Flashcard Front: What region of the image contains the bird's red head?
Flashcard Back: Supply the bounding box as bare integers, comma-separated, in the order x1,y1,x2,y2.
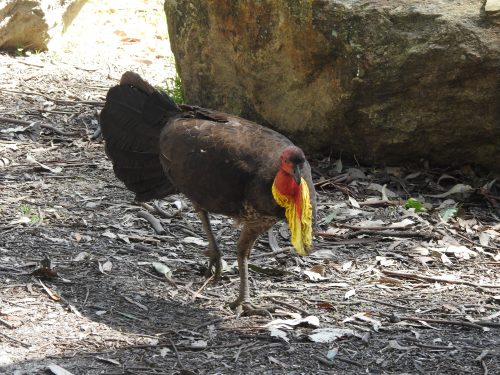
279,146,306,186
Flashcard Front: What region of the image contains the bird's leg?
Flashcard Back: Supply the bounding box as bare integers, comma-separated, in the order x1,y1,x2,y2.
229,224,272,318
195,207,222,281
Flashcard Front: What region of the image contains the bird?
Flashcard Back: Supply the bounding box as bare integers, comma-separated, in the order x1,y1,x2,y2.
100,71,316,315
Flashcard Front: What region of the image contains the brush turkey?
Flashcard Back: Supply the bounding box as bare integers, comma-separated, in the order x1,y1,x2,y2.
100,72,316,315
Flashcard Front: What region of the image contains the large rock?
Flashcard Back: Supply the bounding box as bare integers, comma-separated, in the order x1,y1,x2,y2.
165,0,500,171
0,0,87,51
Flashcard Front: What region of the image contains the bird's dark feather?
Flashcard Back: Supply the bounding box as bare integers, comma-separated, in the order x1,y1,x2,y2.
100,76,180,201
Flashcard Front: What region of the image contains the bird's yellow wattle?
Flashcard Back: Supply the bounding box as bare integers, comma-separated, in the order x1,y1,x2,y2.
272,177,313,256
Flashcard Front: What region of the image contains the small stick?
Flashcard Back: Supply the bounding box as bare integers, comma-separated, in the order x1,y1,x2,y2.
153,201,173,219
382,270,500,292
136,210,165,235
191,275,214,302
338,223,409,231
0,87,104,106
168,338,184,370
192,317,224,331
356,296,412,310
38,279,60,301
376,311,487,330
400,316,486,330
345,229,438,240
482,360,489,375
314,174,352,187
133,243,158,253
313,354,364,367
40,123,80,136
0,115,32,125
18,60,45,68
359,199,405,207
138,202,155,213
0,331,30,348
0,317,14,329
314,233,383,245
234,346,243,363
83,286,90,306
413,342,456,350
443,227,499,252
126,261,178,288
474,321,500,328
0,116,79,136
268,297,311,316
169,223,202,239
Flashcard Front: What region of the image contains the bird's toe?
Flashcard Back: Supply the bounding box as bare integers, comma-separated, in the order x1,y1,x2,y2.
229,300,274,319
205,256,222,282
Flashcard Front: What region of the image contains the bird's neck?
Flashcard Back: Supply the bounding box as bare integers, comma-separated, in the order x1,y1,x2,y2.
274,169,299,195
274,169,303,219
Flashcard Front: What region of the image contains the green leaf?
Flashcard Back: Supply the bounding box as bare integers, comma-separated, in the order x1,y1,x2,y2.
439,207,458,222
405,198,425,212
159,73,185,104
319,211,337,225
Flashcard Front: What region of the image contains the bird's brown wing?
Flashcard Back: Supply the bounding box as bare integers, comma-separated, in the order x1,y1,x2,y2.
159,111,295,219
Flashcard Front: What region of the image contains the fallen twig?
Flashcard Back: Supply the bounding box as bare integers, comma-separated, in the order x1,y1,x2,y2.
191,275,214,302
126,261,178,288
0,87,104,106
359,199,405,207
169,223,202,239
0,115,33,125
192,317,225,331
345,230,438,240
474,320,500,328
339,223,408,231
268,297,311,316
0,317,15,329
0,116,79,136
314,174,351,187
38,279,60,301
315,233,383,245
153,201,173,218
136,210,165,235
482,360,489,375
313,354,364,368
41,123,80,136
356,296,412,311
168,338,185,370
397,315,486,330
442,227,499,252
382,270,500,293
0,331,31,348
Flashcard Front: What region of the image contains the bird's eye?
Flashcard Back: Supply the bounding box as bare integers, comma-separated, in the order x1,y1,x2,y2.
285,158,290,164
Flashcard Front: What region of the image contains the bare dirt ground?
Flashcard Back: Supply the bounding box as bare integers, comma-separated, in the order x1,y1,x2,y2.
1,1,500,374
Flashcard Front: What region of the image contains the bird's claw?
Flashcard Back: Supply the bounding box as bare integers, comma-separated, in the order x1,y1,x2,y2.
229,300,274,319
205,255,222,283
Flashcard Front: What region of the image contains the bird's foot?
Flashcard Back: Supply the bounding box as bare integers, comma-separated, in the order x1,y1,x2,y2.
229,299,275,318
205,253,222,283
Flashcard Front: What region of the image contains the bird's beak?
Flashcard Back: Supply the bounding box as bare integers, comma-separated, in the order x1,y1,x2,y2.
293,164,301,185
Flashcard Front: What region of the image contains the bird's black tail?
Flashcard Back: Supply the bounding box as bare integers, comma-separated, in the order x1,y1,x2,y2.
100,71,180,201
